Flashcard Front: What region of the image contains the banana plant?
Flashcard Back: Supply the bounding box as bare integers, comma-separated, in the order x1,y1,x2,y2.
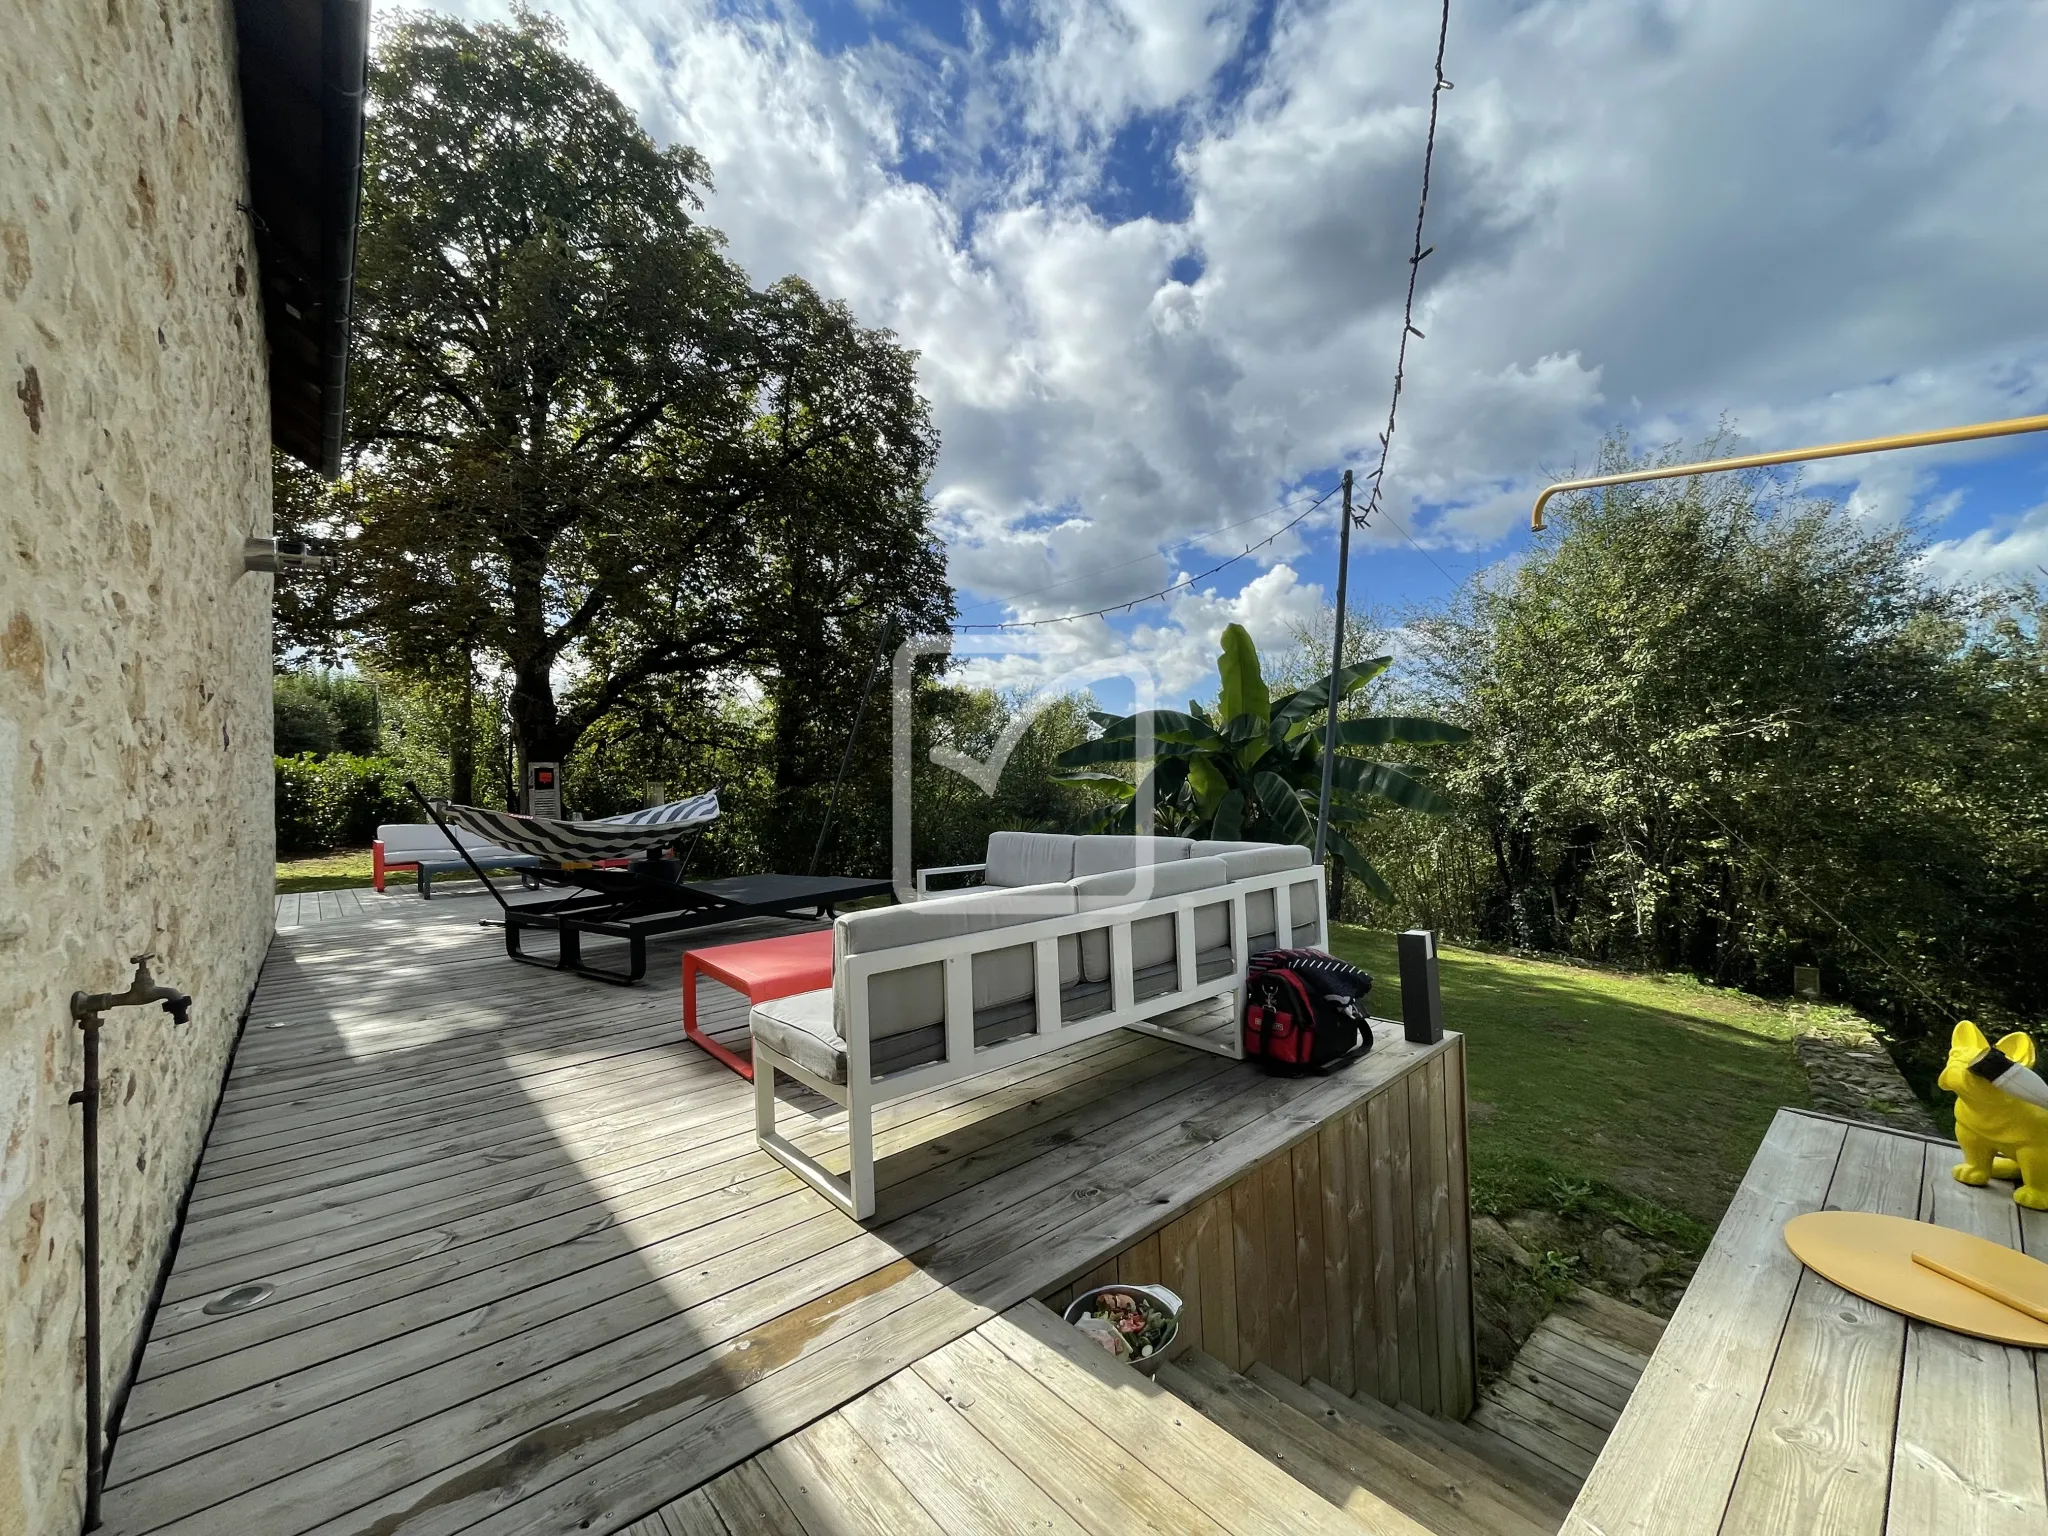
1053,623,1469,899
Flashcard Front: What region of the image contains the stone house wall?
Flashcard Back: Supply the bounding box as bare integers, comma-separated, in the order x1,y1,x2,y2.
0,2,276,1530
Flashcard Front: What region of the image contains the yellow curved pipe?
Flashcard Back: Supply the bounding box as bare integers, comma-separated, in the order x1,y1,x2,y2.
1529,412,2048,530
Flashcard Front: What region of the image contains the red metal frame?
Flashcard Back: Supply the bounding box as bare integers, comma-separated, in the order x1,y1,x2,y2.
372,837,628,896
681,929,835,1082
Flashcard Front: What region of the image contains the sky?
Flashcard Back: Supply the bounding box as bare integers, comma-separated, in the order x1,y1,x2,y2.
427,0,2048,701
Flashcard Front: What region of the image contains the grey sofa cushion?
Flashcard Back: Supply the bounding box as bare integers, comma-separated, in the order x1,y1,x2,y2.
984,831,1077,888
839,881,1076,955
1200,842,1314,881
1193,898,1231,954
1070,855,1226,910
1071,835,1194,877
1071,856,1228,982
973,941,1037,1011
836,883,1076,1043
1290,877,1322,937
753,988,1037,1084
1246,889,1276,953
750,989,843,1083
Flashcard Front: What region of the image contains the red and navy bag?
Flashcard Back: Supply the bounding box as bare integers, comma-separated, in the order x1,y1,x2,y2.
1243,949,1373,1072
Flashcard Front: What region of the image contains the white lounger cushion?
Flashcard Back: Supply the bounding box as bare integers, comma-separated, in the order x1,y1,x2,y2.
983,831,1078,888
375,823,533,864
1070,835,1193,877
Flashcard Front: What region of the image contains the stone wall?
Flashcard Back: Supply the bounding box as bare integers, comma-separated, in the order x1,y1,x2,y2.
0,2,275,1531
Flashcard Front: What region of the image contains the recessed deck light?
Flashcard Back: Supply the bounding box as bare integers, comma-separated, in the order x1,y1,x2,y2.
201,1282,274,1316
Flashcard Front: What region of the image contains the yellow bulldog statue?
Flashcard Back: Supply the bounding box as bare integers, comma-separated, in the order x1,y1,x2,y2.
1940,1020,2048,1210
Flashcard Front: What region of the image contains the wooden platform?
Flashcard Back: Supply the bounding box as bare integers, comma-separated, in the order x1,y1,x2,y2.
1564,1108,2048,1535
103,904,1461,1535
639,1300,1386,1536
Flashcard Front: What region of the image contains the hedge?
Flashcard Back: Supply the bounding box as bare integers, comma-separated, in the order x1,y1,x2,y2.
274,753,414,853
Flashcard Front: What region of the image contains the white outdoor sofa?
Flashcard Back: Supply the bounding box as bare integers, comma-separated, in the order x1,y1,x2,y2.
373,822,543,898
751,832,1326,1218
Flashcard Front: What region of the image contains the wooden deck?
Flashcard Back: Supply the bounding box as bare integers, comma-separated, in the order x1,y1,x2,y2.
1564,1107,2048,1536
642,1299,1387,1536
104,902,1460,1535
275,885,389,926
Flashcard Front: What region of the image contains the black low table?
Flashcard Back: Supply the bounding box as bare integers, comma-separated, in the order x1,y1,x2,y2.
501,870,895,985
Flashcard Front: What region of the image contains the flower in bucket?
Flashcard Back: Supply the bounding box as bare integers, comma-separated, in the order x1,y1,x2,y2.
1074,1289,1174,1360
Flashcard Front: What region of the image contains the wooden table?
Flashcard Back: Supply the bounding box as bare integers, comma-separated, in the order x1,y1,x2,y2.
682,928,835,1080
1565,1107,2048,1536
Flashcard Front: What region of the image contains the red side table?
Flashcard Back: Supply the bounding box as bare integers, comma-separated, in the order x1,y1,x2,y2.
682,929,835,1081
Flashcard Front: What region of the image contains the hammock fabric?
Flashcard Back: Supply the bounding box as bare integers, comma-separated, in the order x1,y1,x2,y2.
432,791,720,863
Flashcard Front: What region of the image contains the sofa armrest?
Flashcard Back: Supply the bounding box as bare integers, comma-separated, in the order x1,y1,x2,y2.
914,862,986,896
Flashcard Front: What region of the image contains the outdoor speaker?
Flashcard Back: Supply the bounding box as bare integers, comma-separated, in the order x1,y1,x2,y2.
1398,929,1444,1044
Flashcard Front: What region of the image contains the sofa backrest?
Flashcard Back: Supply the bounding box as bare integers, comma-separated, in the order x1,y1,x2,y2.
1191,841,1314,881
1069,855,1226,911
983,831,1077,888
836,882,1077,1043
1070,835,1194,878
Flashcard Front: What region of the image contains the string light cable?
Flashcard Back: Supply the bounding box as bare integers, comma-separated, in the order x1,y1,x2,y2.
1353,0,1453,538
953,484,1339,631
950,487,1331,621
954,0,1454,632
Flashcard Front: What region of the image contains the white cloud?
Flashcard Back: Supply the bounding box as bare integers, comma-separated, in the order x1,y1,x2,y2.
423,0,2048,658
1923,501,2048,584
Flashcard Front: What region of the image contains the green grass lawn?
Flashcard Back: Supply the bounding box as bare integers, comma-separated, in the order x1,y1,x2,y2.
1328,924,1812,1229
276,847,378,893
1326,924,1822,1352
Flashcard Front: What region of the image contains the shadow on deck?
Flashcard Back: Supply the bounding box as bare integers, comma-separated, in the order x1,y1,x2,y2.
104,902,1462,1536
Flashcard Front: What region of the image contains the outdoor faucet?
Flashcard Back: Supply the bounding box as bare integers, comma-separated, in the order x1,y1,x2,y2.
69,952,191,1529
72,952,192,1027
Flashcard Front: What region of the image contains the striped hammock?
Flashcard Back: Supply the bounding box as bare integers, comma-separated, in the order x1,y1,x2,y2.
431,791,720,863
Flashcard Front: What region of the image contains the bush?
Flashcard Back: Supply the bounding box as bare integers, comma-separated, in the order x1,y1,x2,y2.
275,753,413,852
274,670,383,756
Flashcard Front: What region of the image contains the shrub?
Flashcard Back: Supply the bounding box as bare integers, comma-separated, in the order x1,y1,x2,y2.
274,753,413,852
274,670,383,756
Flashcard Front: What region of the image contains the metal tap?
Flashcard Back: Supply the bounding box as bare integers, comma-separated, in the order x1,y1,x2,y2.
69,952,190,1529
71,952,192,1026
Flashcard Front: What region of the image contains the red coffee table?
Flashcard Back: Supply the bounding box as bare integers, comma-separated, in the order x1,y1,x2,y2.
682,929,834,1080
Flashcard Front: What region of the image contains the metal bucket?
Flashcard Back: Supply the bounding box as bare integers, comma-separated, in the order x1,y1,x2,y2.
1063,1283,1188,1376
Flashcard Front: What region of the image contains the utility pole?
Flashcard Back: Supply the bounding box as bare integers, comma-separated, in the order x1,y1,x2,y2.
1312,468,1354,863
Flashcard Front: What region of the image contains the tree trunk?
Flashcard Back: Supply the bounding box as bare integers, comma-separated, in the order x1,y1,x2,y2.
450,654,476,806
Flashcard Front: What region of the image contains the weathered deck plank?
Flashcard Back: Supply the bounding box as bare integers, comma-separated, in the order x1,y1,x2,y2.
1566,1108,2048,1536
104,904,1453,1536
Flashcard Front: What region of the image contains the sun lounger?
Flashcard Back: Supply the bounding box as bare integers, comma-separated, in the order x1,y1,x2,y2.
411,787,894,984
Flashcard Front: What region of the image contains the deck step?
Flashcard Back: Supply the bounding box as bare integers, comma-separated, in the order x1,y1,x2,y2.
1390,1402,1586,1516
1464,1287,1665,1496
1307,1382,1574,1530
1160,1350,1537,1536
646,1303,1385,1536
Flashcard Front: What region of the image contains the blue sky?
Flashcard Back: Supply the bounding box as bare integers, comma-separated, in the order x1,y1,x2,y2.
429,1,2048,698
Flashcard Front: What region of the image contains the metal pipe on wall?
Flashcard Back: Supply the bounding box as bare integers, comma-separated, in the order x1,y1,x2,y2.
1529,411,2048,531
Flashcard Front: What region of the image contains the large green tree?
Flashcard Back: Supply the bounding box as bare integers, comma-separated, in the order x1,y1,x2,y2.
284,11,949,787
1393,433,2047,1042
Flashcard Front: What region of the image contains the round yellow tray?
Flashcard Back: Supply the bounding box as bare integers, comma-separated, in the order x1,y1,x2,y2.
1784,1210,2048,1347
